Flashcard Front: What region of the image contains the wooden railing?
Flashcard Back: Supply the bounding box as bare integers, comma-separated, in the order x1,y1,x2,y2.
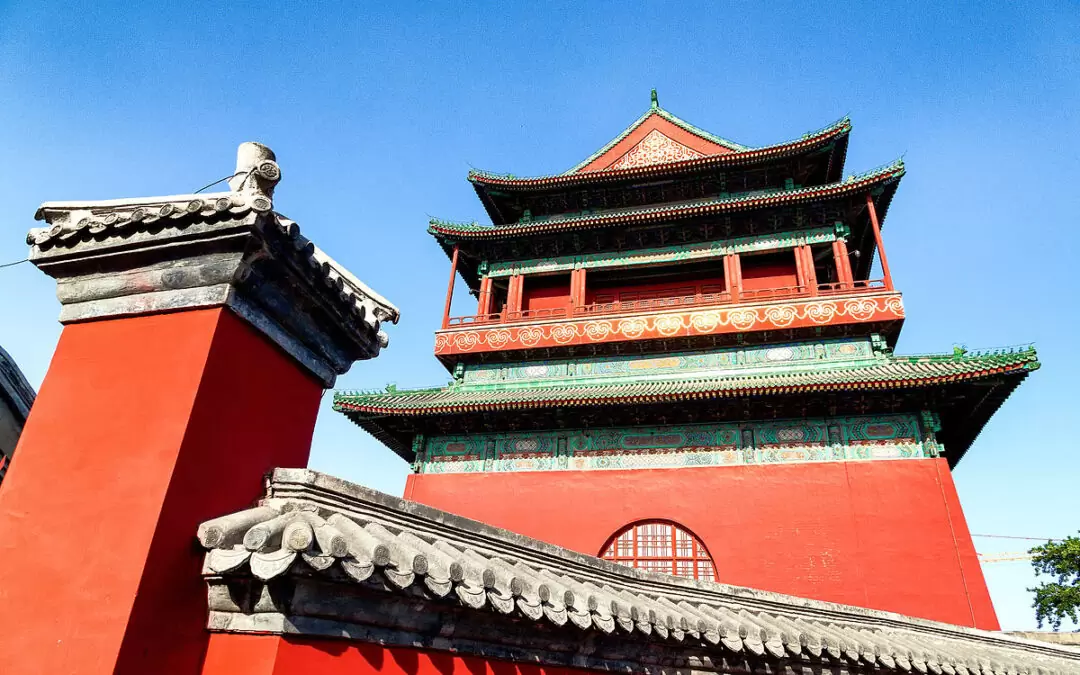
816,279,887,295
446,306,569,327
574,291,733,316
445,280,888,327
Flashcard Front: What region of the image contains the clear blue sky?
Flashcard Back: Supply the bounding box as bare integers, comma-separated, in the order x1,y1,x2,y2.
1,1,1077,631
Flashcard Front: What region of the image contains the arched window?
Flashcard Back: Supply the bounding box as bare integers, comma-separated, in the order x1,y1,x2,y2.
600,521,716,581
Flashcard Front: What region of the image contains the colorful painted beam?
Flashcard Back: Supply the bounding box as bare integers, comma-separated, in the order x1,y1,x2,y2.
431,159,903,240
434,292,905,356
484,224,846,278
417,412,941,475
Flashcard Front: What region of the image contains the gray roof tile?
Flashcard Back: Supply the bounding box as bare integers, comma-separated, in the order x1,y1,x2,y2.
199,469,1080,674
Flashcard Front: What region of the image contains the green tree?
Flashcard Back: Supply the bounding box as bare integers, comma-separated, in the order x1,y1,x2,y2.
1029,534,1080,630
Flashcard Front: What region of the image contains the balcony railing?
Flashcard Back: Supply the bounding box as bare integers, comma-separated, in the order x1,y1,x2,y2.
816,279,888,296
444,280,889,328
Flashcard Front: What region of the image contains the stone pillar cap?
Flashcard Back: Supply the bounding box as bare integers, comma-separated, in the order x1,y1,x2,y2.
27,143,399,386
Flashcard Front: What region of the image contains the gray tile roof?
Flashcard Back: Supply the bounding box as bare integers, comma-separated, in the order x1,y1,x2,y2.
30,191,400,334
198,469,1080,674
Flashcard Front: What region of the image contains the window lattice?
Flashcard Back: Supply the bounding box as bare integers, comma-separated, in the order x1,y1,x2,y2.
600,521,716,581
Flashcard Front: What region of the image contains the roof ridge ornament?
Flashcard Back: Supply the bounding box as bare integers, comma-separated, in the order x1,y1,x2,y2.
650,88,659,110
228,142,281,198
28,142,397,386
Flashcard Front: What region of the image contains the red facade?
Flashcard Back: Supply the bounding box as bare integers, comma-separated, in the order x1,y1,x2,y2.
405,458,998,628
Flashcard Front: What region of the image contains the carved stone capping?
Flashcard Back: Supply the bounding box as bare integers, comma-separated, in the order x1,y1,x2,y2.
197,469,1080,675
27,143,399,386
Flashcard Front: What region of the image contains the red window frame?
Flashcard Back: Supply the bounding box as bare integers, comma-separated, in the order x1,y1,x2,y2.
600,520,716,581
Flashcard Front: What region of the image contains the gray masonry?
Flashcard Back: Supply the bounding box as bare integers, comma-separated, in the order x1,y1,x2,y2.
199,468,1080,674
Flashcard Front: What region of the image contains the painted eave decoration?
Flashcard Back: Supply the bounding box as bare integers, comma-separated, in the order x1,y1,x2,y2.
334,346,1038,465
198,468,1080,675
467,115,852,191
432,159,903,241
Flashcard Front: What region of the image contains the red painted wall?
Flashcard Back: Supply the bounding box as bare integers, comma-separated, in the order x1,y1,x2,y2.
0,309,322,675
585,275,726,304
741,260,798,291
405,458,998,629
522,277,572,313
203,634,593,675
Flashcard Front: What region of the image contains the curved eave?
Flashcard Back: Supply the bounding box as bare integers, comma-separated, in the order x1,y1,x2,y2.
337,365,1029,418
468,118,852,193
435,159,903,242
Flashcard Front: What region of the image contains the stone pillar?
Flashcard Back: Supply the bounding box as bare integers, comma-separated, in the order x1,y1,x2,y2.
0,143,398,675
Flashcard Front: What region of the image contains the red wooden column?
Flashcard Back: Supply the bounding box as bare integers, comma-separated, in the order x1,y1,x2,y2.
477,275,494,317
832,239,854,289
0,143,397,675
506,274,525,316
569,267,587,311
801,245,818,296
865,193,894,291
793,246,806,293
724,254,742,302
441,244,460,328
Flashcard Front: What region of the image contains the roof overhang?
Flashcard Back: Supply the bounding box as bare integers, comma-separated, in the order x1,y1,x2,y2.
434,161,903,293
336,347,1037,467
198,468,1080,674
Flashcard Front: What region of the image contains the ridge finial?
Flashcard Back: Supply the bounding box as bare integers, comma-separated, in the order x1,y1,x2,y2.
229,142,281,197
650,88,659,109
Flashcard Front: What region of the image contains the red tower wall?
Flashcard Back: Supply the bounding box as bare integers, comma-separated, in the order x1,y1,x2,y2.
404,458,998,630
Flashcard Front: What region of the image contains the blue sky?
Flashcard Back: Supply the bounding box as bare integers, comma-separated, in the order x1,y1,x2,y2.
1,1,1077,630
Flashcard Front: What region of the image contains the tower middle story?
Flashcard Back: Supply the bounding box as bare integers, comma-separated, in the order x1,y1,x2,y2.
335,94,1038,631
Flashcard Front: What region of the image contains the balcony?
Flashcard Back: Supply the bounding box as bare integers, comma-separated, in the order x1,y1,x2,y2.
446,280,888,327
436,279,902,357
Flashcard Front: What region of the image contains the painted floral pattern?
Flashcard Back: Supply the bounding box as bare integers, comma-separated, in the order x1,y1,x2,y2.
436,294,905,355
608,130,706,170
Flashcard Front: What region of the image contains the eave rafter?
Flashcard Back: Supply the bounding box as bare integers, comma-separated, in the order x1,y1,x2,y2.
433,159,903,241
335,347,1038,467
468,116,852,192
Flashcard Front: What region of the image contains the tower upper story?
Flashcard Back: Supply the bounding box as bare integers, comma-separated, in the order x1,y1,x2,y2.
430,93,904,367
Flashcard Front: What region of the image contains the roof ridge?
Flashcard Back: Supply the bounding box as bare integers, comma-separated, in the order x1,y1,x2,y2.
440,157,905,238
562,102,749,175
468,115,851,185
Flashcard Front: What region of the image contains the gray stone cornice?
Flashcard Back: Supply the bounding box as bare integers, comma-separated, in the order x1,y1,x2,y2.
0,345,35,424
27,143,399,387
197,469,1080,674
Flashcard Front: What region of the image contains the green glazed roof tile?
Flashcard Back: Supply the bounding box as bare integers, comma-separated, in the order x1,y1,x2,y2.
334,346,1037,417
433,159,903,241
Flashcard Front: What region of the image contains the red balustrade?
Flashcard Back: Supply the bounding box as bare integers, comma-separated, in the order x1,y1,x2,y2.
447,281,887,327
